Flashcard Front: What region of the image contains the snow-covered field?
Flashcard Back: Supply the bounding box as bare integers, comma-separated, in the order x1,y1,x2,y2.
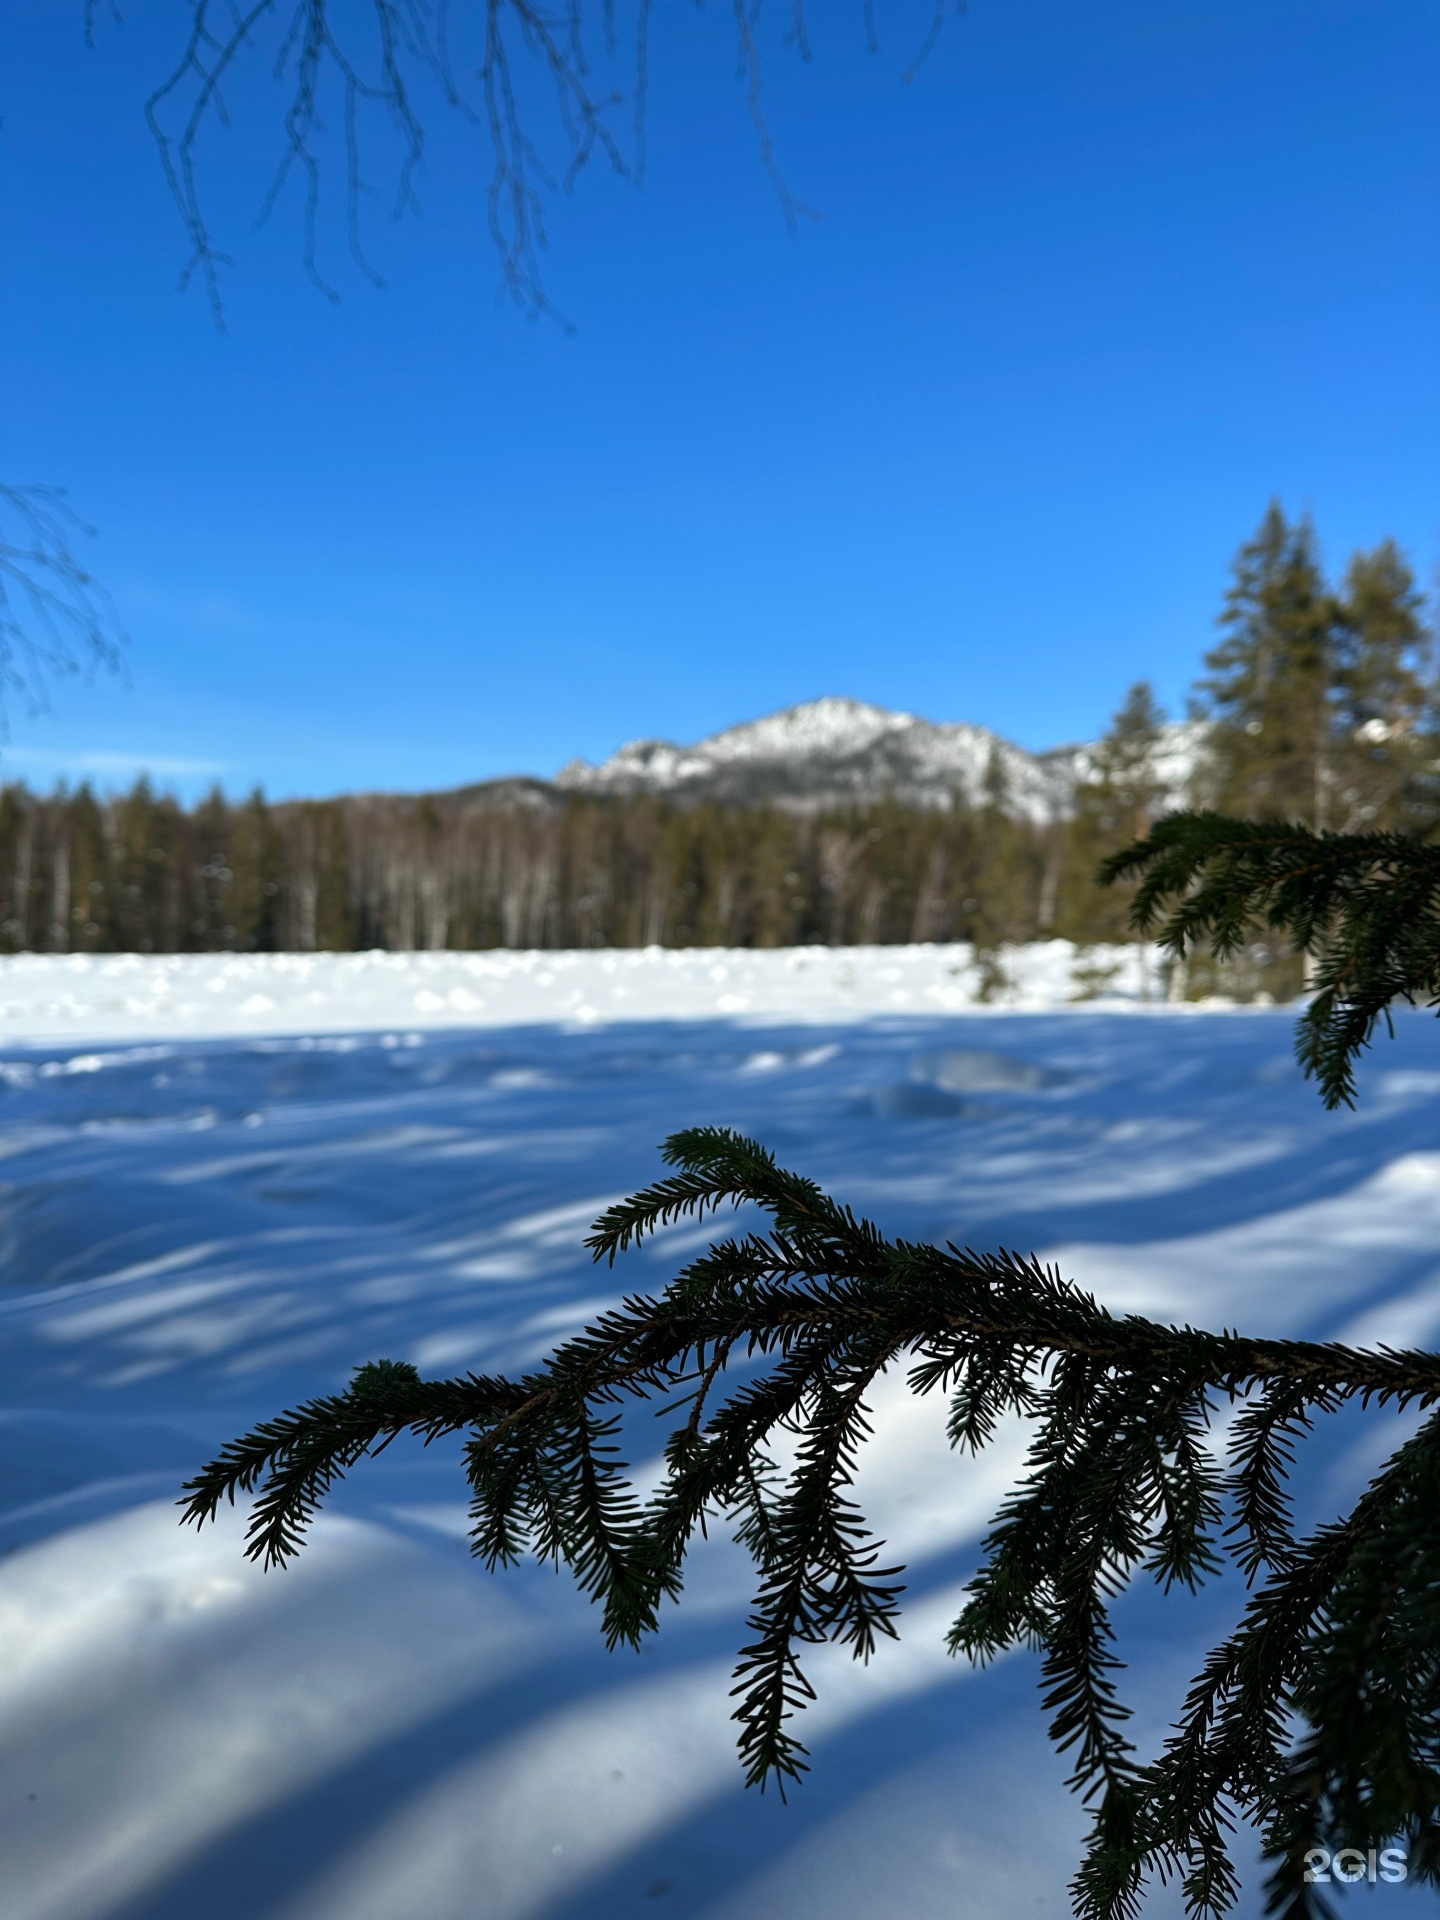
0,942,1169,1043
2,948,1439,1920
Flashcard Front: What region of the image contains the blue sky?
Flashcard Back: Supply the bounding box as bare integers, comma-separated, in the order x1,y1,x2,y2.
1,0,1436,800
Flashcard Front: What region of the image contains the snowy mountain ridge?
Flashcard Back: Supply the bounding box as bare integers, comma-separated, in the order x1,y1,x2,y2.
556,696,1201,822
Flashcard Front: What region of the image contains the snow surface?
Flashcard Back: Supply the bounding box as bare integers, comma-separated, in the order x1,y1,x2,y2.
0,941,1170,1044
1,951,1438,1919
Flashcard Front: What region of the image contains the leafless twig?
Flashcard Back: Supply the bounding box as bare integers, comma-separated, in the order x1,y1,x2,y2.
0,488,125,730
140,1,630,323
124,2,959,321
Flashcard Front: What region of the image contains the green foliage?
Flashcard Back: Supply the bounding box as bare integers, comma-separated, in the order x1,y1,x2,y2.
1106,812,1440,1107
1332,540,1437,832
1196,504,1335,826
1057,680,1170,945
1090,681,1169,820
0,779,1066,955
1194,504,1436,836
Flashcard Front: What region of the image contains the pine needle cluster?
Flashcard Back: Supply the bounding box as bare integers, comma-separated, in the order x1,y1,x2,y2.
185,812,1440,1917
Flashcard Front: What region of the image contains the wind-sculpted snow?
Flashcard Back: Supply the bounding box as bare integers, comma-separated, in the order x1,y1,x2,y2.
2,986,1439,1919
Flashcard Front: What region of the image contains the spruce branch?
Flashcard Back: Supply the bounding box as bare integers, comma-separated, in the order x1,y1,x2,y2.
189,1109,1440,1916
1102,811,1440,1105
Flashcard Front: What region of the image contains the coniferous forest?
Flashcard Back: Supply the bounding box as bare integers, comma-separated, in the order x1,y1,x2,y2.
4,507,1432,968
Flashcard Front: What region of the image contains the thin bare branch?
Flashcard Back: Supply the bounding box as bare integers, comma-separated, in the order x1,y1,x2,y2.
124,0,937,319
0,486,125,731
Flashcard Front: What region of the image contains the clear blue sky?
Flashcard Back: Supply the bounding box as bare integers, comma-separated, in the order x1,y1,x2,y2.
1,0,1436,800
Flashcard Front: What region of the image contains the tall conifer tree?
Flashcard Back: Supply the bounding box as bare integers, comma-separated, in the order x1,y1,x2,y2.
1059,681,1168,941
1196,505,1336,825
1331,539,1435,831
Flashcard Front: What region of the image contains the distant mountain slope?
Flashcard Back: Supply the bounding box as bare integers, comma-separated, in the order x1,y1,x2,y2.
556,696,1199,822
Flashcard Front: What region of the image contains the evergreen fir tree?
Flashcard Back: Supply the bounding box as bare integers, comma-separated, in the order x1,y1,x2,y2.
112,778,173,953
1059,681,1168,942
186,807,1440,1920
1090,680,1168,830
1331,540,1436,832
229,790,283,951
1196,505,1336,826
970,741,1035,962
0,785,32,949
190,785,236,946
65,783,108,951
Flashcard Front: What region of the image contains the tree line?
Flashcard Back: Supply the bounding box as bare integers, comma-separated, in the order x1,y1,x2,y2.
0,777,1063,957
1,505,1431,964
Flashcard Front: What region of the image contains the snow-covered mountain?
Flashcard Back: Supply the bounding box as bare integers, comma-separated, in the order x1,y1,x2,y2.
556,696,1200,822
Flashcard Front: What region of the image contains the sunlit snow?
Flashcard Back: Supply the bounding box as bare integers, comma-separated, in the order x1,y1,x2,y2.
1,949,1436,1918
